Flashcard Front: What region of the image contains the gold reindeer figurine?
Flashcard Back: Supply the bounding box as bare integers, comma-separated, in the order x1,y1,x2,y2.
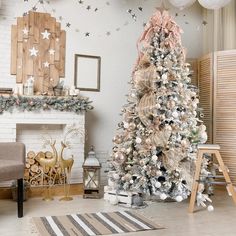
58,141,74,201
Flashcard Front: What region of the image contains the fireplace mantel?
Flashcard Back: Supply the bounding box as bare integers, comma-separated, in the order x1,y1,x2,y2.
0,108,86,187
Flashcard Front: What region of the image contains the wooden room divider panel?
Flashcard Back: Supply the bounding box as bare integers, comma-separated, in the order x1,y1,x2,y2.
214,50,236,185
197,50,236,185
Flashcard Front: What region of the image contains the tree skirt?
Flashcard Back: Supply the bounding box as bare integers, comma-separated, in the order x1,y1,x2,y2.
32,210,164,236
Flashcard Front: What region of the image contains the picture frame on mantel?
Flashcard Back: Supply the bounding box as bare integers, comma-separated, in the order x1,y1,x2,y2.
74,54,101,92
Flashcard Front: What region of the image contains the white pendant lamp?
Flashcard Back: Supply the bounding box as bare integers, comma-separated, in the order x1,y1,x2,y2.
198,0,232,10
168,0,196,10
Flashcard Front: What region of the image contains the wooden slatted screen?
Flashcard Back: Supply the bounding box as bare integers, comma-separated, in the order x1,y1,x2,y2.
214,50,236,185
198,54,213,144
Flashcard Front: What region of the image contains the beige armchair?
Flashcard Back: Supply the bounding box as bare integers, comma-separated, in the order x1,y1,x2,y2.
0,142,25,218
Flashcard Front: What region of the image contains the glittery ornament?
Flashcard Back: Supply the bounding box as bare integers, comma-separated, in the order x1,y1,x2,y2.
155,181,161,188
151,155,158,162
160,193,167,200
172,111,179,118
123,122,129,129
176,195,183,202
136,137,142,144
207,205,214,212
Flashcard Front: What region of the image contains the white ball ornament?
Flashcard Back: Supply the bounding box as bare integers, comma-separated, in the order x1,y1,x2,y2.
130,179,134,184
152,155,158,162
160,193,167,200
207,205,214,212
176,195,183,202
123,122,129,129
155,181,161,188
113,173,120,180
172,111,179,118
136,137,142,144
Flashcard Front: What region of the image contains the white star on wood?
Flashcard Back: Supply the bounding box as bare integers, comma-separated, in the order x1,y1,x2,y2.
43,61,50,68
22,27,29,35
41,30,51,39
29,47,38,57
49,49,55,55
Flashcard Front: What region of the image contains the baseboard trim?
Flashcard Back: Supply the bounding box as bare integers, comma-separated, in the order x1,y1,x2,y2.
0,183,83,199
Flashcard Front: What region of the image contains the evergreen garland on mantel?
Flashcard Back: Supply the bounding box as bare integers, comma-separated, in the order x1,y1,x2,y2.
0,95,93,114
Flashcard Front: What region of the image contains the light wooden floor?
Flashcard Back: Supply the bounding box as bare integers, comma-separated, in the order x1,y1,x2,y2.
0,191,235,236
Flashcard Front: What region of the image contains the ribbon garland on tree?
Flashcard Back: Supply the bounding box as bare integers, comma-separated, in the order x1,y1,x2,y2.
0,95,93,114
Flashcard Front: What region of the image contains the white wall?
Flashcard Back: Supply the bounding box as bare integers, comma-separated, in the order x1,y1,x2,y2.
0,0,203,174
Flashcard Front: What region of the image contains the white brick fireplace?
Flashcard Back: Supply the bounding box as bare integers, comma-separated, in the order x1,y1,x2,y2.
0,110,85,187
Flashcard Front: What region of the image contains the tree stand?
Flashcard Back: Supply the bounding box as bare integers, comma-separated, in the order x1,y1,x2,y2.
188,144,236,213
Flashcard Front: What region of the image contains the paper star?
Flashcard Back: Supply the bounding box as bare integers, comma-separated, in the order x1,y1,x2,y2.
46,1,50,4
86,5,91,10
22,27,29,35
143,22,147,27
138,7,143,11
202,20,208,26
43,61,50,68
127,9,132,14
41,30,51,39
132,14,137,21
23,12,28,16
106,2,110,6
49,49,55,55
24,0,28,2
85,32,90,37
78,0,83,3
94,8,98,12
39,0,44,4
116,27,120,31
29,47,38,57
106,31,111,36
59,16,63,21
32,6,37,11
66,22,71,27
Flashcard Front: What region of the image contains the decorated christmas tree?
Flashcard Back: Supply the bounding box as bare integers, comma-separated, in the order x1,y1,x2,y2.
108,10,210,202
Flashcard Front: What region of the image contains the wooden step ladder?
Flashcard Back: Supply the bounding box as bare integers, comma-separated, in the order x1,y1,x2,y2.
188,144,236,213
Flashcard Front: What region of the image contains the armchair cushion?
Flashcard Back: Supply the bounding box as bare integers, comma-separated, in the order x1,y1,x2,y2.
0,160,25,181
0,142,25,163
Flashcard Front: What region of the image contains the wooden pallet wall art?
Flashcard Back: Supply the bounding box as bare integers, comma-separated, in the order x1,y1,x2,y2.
11,11,66,95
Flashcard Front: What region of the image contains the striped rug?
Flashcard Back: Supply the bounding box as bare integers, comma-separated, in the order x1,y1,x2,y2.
32,210,164,236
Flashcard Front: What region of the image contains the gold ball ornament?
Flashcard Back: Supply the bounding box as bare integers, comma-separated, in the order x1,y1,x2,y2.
128,122,136,130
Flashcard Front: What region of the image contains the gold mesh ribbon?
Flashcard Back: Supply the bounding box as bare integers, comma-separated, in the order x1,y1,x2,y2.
133,65,158,94
137,92,156,126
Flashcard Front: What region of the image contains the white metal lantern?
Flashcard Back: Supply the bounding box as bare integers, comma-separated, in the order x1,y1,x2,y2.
198,0,231,9
168,0,196,9
83,146,101,199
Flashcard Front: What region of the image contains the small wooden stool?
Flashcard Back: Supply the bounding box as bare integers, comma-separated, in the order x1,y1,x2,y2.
188,144,236,213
